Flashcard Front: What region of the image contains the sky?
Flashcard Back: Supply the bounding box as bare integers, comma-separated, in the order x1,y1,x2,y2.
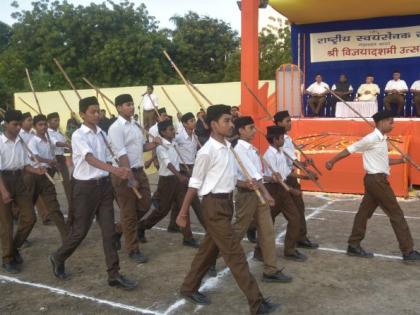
0,0,284,33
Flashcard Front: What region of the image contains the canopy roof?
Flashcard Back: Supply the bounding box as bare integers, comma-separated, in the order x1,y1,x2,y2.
269,0,420,24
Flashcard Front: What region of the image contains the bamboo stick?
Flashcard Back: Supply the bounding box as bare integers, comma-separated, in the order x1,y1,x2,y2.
53,58,82,100
25,68,42,114
18,97,40,114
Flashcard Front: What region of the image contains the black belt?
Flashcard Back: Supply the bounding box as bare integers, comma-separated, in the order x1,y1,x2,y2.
237,187,254,193
131,167,144,172
1,169,23,176
204,192,233,199
74,176,110,185
143,109,155,112
366,173,388,178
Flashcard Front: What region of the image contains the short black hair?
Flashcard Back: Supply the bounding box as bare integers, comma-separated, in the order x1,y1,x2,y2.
33,114,47,126
147,85,154,90
231,106,239,110
366,73,374,77
205,104,231,128
79,96,99,113
4,110,23,123
158,120,173,136
393,70,400,74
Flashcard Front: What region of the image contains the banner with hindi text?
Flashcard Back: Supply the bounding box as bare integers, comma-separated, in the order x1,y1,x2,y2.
310,25,420,63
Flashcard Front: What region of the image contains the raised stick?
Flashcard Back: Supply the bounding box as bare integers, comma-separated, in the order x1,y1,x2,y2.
230,148,266,205
327,87,420,171
53,58,82,100
18,97,40,114
188,81,213,107
162,50,206,111
245,81,323,176
58,90,74,114
161,86,181,115
25,68,42,114
146,94,162,121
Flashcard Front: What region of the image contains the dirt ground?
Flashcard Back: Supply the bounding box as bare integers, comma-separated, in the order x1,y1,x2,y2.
1,173,420,315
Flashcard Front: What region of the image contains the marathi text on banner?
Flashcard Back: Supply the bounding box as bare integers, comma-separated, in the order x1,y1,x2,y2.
310,26,420,63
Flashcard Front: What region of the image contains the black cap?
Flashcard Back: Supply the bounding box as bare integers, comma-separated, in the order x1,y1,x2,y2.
273,110,290,123
181,112,195,123
158,107,167,115
4,110,23,123
115,94,133,106
234,116,254,130
267,125,285,136
372,110,393,123
47,112,59,120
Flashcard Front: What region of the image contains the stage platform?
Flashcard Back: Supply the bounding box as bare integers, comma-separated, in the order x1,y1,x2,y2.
286,118,420,197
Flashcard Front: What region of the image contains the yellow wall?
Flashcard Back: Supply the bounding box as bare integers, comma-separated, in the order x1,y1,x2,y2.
14,81,275,122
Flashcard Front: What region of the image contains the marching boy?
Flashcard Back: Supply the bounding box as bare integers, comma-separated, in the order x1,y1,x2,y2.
50,96,137,289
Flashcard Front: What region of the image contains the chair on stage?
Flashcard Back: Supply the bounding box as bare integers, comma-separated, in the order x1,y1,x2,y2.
304,94,329,117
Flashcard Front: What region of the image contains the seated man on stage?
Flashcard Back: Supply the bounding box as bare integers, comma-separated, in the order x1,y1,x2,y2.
384,70,408,116
410,74,420,117
356,74,380,102
306,74,329,116
331,74,353,117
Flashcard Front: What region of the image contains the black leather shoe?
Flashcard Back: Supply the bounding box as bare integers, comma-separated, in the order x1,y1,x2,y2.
253,248,263,262
285,250,307,262
13,249,23,265
247,229,257,243
256,298,281,314
207,264,217,277
181,291,211,305
167,226,181,233
347,245,374,258
113,232,122,251
49,255,68,280
20,239,32,249
108,274,137,290
2,262,20,274
263,269,293,283
183,238,200,248
403,250,420,262
138,229,147,243
297,238,319,249
129,250,148,264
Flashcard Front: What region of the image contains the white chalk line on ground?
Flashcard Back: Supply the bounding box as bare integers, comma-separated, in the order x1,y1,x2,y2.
307,207,420,220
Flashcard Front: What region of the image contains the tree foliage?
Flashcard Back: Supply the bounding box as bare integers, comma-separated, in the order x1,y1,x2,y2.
0,0,291,106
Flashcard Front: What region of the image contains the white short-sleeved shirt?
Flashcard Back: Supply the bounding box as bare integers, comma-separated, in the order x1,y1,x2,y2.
234,139,263,182
0,134,30,170
72,124,111,180
283,134,297,171
174,126,198,165
385,79,408,92
28,135,54,168
189,137,236,196
263,145,291,180
19,128,34,144
410,80,420,91
148,122,159,142
347,128,390,175
306,82,329,95
108,116,146,168
357,83,381,101
48,128,66,155
156,138,180,177
142,93,159,111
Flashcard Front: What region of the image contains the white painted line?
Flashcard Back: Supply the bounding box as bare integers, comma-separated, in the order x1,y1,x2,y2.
317,247,403,260
0,275,164,314
307,208,420,220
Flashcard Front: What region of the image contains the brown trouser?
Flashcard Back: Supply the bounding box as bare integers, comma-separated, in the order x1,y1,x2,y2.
53,177,120,277
348,174,413,255
384,94,405,114
233,189,278,275
139,175,193,240
413,94,420,117
55,155,71,204
143,109,156,131
285,176,308,241
24,172,69,241
308,96,326,115
264,183,301,255
181,194,263,315
0,171,36,264
111,168,151,254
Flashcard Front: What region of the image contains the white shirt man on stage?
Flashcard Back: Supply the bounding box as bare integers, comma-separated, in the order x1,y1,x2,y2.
383,70,408,115
410,75,420,117
306,74,329,116
356,74,380,102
